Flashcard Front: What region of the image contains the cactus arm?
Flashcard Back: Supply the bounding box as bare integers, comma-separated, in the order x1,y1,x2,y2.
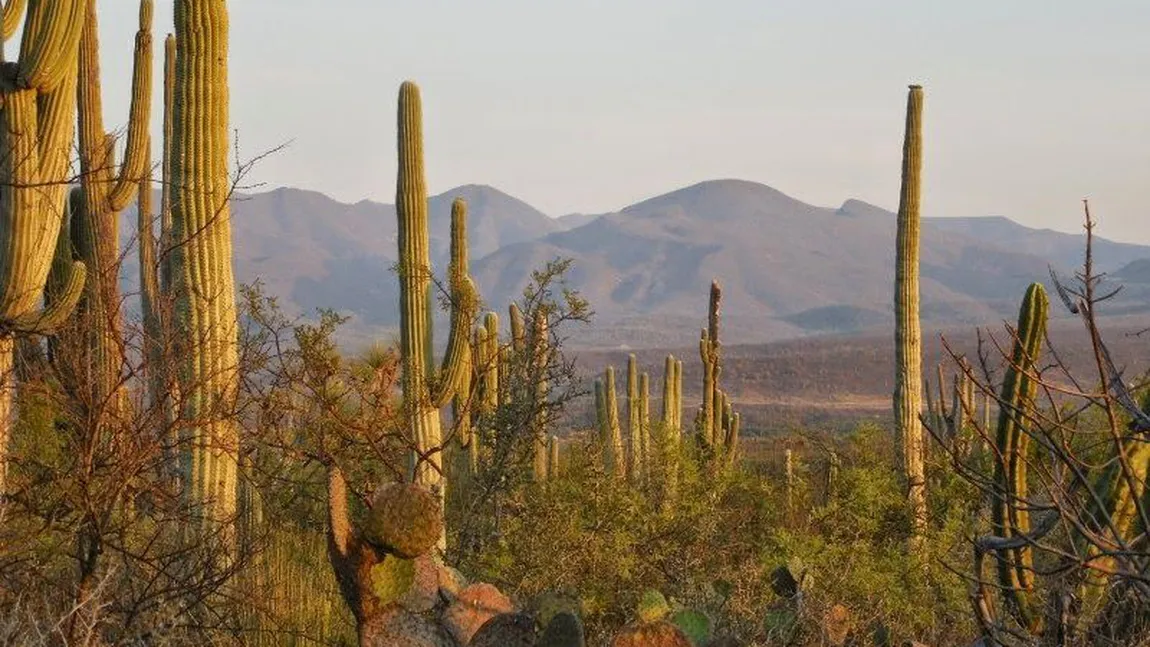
548,435,559,479
103,0,153,211
16,0,84,92
7,259,84,334
158,34,174,295
894,84,926,543
431,198,476,407
480,312,499,413
662,354,675,429
509,301,525,354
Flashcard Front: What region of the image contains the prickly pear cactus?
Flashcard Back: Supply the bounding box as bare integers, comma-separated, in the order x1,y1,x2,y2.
363,483,443,558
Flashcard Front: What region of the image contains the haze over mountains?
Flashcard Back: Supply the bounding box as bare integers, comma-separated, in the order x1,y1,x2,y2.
125,179,1150,349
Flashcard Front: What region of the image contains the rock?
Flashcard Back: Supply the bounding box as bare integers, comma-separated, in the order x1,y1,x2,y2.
704,637,743,647
537,610,586,647
436,563,469,602
361,607,456,647
442,583,516,645
399,554,440,612
363,483,443,558
470,612,537,647
610,621,694,647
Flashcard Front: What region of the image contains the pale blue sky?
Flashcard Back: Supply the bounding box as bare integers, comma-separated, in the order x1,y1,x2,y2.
90,1,1150,242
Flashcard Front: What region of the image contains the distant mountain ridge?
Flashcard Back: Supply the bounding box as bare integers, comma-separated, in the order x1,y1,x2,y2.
119,179,1150,349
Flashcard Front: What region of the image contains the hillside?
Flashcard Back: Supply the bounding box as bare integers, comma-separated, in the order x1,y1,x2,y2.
121,179,1150,348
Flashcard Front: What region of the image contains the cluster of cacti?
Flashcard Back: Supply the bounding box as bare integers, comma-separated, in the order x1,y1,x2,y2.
49,0,153,420
893,84,927,544
923,360,979,457
0,0,89,501
695,281,740,464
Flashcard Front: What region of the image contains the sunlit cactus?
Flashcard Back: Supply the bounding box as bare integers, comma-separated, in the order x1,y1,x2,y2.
627,354,641,482
989,282,1047,634
169,0,241,528
596,366,625,479
0,0,88,501
532,310,550,481
53,0,154,421
698,281,722,449
893,83,926,544
392,82,477,549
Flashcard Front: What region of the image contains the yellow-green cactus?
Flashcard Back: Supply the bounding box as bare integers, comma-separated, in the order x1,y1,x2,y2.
0,0,88,500
990,282,1047,634
627,354,641,482
698,281,722,449
169,0,240,527
893,84,926,543
394,83,477,539
56,0,153,417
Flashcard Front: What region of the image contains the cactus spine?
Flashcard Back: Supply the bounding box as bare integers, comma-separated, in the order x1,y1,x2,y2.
0,0,88,501
394,83,476,534
893,84,926,543
990,282,1047,633
169,0,240,526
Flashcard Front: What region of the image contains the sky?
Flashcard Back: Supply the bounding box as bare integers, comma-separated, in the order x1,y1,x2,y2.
88,1,1150,243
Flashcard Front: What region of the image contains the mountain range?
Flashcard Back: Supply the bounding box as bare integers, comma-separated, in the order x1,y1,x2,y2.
121,179,1150,349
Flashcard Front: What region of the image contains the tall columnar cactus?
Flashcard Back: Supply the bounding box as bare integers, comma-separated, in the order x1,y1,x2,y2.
784,449,795,512
531,310,550,481
169,0,240,526
547,434,560,480
59,0,153,415
596,367,625,479
0,0,88,502
393,82,477,535
639,371,650,480
698,281,722,450
662,354,678,435
990,282,1047,634
627,354,642,482
141,33,176,414
893,84,926,543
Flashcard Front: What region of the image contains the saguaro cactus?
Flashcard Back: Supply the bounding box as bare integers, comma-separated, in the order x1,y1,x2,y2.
169,0,240,526
60,0,153,414
531,310,550,481
893,84,926,544
596,367,626,479
627,354,642,481
394,82,477,528
698,281,722,449
990,282,1047,633
0,0,88,501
